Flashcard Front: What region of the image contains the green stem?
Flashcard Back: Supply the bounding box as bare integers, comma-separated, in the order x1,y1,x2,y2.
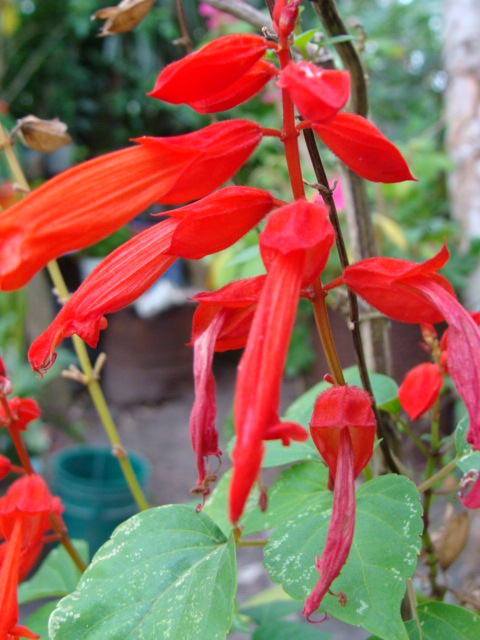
417,458,458,495
235,539,268,547
397,416,430,457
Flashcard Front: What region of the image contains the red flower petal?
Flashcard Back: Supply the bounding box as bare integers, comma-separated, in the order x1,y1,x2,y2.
303,428,355,620
340,244,455,324
190,60,278,114
309,385,376,481
149,34,268,105
167,186,275,259
277,62,350,123
0,120,262,290
398,363,443,420
28,219,180,375
313,113,416,183
260,199,335,286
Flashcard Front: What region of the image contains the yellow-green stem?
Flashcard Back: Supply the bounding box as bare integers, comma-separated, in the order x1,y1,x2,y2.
310,279,345,385
417,457,458,494
46,262,149,512
1,122,148,511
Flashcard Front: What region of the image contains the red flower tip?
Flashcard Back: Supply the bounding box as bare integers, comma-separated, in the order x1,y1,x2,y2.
189,60,278,114
167,187,276,259
342,244,455,324
278,63,350,123
398,363,443,420
273,0,302,37
260,199,335,286
313,113,416,183
149,34,269,107
309,385,376,480
0,397,41,432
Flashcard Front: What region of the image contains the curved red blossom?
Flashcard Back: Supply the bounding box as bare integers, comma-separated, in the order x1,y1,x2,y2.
0,120,262,290
0,518,39,640
167,186,275,259
313,113,416,183
189,60,278,114
336,244,455,324
149,34,269,106
189,278,265,502
229,201,334,523
304,385,375,619
278,62,350,123
398,363,443,421
29,187,270,375
0,397,41,432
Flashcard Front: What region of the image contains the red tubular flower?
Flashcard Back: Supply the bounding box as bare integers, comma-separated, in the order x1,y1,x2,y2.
0,119,262,291
304,385,376,620
189,277,265,501
166,186,275,259
336,246,480,507
229,200,335,524
149,34,270,106
335,244,455,324
189,60,278,114
0,475,63,583
29,187,272,375
277,62,350,123
312,113,416,183
0,518,39,640
0,397,41,432
398,363,443,421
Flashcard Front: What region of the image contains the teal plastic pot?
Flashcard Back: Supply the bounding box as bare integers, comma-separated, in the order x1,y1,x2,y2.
50,445,151,554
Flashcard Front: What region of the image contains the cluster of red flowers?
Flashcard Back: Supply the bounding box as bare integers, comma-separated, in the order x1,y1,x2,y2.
0,357,63,639
1,0,480,621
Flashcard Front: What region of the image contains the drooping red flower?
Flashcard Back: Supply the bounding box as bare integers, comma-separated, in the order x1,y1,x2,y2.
189,60,278,114
149,34,271,107
0,120,262,291
0,475,63,582
398,363,443,421
332,243,455,324
333,246,480,507
278,62,350,123
304,385,376,620
0,518,39,640
189,277,265,501
229,200,335,524
29,187,273,376
312,113,416,183
0,397,41,432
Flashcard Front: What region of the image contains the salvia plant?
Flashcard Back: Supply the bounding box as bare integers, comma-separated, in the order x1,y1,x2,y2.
1,0,480,638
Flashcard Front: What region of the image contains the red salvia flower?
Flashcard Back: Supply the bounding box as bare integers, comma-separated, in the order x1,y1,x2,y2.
149,34,271,106
0,518,39,640
0,397,41,432
304,385,376,620
0,120,262,290
229,200,335,524
189,60,278,114
278,62,350,123
333,243,455,324
398,363,443,421
29,187,273,375
0,475,63,582
189,277,265,502
335,246,480,507
312,113,416,183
